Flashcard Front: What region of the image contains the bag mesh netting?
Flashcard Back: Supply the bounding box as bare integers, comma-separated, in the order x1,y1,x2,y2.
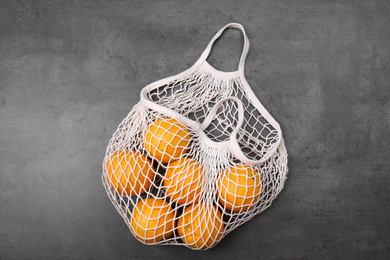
102,23,288,250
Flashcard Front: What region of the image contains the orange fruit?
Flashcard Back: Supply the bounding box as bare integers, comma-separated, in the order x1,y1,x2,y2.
177,202,225,249
164,157,205,205
130,198,175,244
217,164,262,212
144,117,191,163
106,150,154,196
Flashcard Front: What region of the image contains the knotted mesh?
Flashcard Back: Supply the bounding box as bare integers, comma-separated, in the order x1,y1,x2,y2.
102,23,288,250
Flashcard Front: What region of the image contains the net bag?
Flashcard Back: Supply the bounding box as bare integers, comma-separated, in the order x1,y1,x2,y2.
102,23,288,250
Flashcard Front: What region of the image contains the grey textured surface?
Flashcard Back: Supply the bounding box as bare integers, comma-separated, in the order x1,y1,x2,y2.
1,0,389,259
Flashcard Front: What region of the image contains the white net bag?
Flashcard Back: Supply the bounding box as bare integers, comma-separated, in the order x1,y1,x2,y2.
102,23,288,250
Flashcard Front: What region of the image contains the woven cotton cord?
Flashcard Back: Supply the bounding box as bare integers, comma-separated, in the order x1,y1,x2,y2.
102,22,288,250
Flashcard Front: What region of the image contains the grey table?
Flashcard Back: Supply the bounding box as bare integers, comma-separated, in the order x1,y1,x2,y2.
1,0,389,259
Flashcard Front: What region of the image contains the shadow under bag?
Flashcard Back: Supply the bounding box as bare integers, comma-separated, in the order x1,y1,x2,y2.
102,23,288,250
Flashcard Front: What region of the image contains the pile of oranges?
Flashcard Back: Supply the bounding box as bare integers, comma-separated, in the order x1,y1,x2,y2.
105,117,263,250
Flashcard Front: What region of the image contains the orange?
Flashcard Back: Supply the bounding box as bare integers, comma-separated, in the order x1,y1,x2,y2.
130,198,175,244
106,150,154,196
177,202,225,249
217,164,262,212
164,157,205,205
144,117,191,163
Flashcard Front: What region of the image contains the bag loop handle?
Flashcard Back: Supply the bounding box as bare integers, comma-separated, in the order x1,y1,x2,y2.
196,23,250,71
200,97,244,133
198,96,279,165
